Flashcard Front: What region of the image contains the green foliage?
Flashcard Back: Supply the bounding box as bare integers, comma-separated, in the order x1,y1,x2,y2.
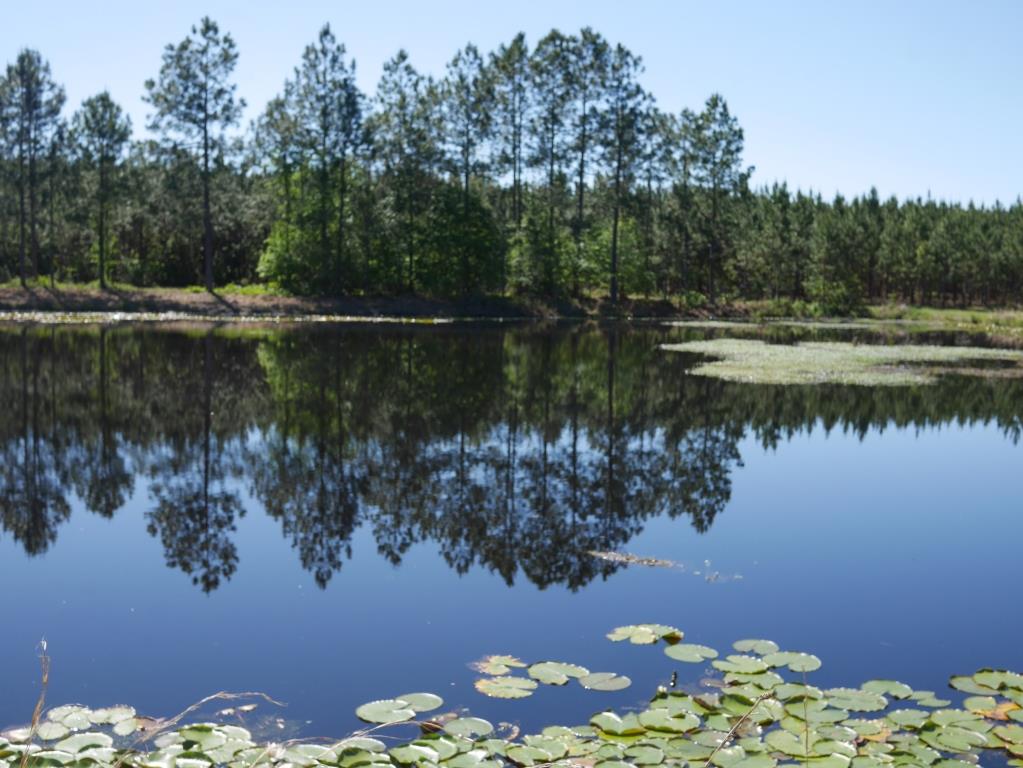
4,628,1022,768
4,29,1023,306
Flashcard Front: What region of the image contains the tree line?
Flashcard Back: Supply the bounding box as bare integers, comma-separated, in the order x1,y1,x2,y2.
2,19,1021,311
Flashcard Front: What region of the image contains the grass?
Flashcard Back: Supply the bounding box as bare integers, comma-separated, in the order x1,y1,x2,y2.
662,338,1023,386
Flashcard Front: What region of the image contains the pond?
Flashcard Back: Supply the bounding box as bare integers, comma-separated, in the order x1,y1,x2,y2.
0,320,1020,737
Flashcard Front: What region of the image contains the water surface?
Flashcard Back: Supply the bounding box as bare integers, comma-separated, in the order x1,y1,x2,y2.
0,321,1019,734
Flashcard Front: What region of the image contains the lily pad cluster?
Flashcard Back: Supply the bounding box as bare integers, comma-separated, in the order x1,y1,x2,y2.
3,629,1022,768
470,654,631,699
661,338,1023,386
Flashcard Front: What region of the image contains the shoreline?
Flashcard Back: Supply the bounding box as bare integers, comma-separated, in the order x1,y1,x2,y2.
0,284,737,323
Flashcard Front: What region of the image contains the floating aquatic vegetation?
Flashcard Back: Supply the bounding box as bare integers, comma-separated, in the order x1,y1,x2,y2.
588,552,744,584
588,551,678,569
4,629,1023,768
607,625,684,645
662,338,1023,386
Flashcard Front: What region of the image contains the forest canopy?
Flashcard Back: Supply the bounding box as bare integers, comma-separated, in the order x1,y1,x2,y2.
1,19,1021,312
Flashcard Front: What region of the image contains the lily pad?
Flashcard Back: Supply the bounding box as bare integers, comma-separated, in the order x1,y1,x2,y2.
443,718,493,739
396,693,443,713
579,672,632,692
606,624,683,645
54,734,113,754
590,712,645,736
733,640,780,656
862,680,914,699
638,709,700,733
474,676,537,699
35,724,69,742
528,661,589,686
713,655,769,674
824,688,888,712
355,699,417,724
886,709,929,728
472,655,527,676
666,644,719,663
390,744,439,764
763,652,822,673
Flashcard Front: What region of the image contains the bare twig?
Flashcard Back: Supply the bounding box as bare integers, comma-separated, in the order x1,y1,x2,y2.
19,640,51,768
704,691,772,767
111,691,286,768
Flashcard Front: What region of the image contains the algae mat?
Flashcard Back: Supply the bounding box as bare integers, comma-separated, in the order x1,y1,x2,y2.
662,338,1023,385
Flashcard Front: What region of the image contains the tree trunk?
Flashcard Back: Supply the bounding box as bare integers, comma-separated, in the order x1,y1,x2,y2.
336,153,347,294
99,159,107,289
610,135,623,305
18,139,27,287
202,117,214,292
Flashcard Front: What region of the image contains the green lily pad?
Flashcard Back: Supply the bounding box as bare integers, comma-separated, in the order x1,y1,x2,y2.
443,718,493,739
474,676,537,699
763,652,822,673
775,683,824,700
528,661,589,686
472,655,527,676
113,719,139,736
394,693,443,713
624,744,665,765
887,709,929,728
606,625,683,645
590,712,645,736
733,640,780,656
732,755,778,768
713,655,769,674
390,744,439,764
930,709,983,727
35,724,69,742
949,676,997,696
994,725,1023,744
824,688,888,712
355,699,417,724
910,691,952,708
862,680,914,699
765,729,813,757
54,734,113,754
665,643,719,663
579,672,632,692
975,670,1023,691
638,709,700,733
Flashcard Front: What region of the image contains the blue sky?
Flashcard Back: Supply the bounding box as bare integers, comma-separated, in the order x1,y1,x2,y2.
4,0,1020,203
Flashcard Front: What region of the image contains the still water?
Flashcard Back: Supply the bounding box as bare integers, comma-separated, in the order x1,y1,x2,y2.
0,321,1019,734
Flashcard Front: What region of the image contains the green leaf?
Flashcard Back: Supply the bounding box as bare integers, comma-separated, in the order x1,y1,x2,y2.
528,661,589,686
590,712,645,736
443,718,493,739
886,709,929,728
713,655,769,674
355,699,417,724
474,676,537,699
733,639,780,656
824,688,888,712
862,680,913,699
390,744,439,765
637,709,699,733
579,672,632,692
606,624,683,645
472,655,527,676
54,734,113,754
763,651,822,673
396,693,443,713
665,644,719,663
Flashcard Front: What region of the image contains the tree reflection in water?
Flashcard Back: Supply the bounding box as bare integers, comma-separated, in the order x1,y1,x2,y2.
0,322,1020,592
